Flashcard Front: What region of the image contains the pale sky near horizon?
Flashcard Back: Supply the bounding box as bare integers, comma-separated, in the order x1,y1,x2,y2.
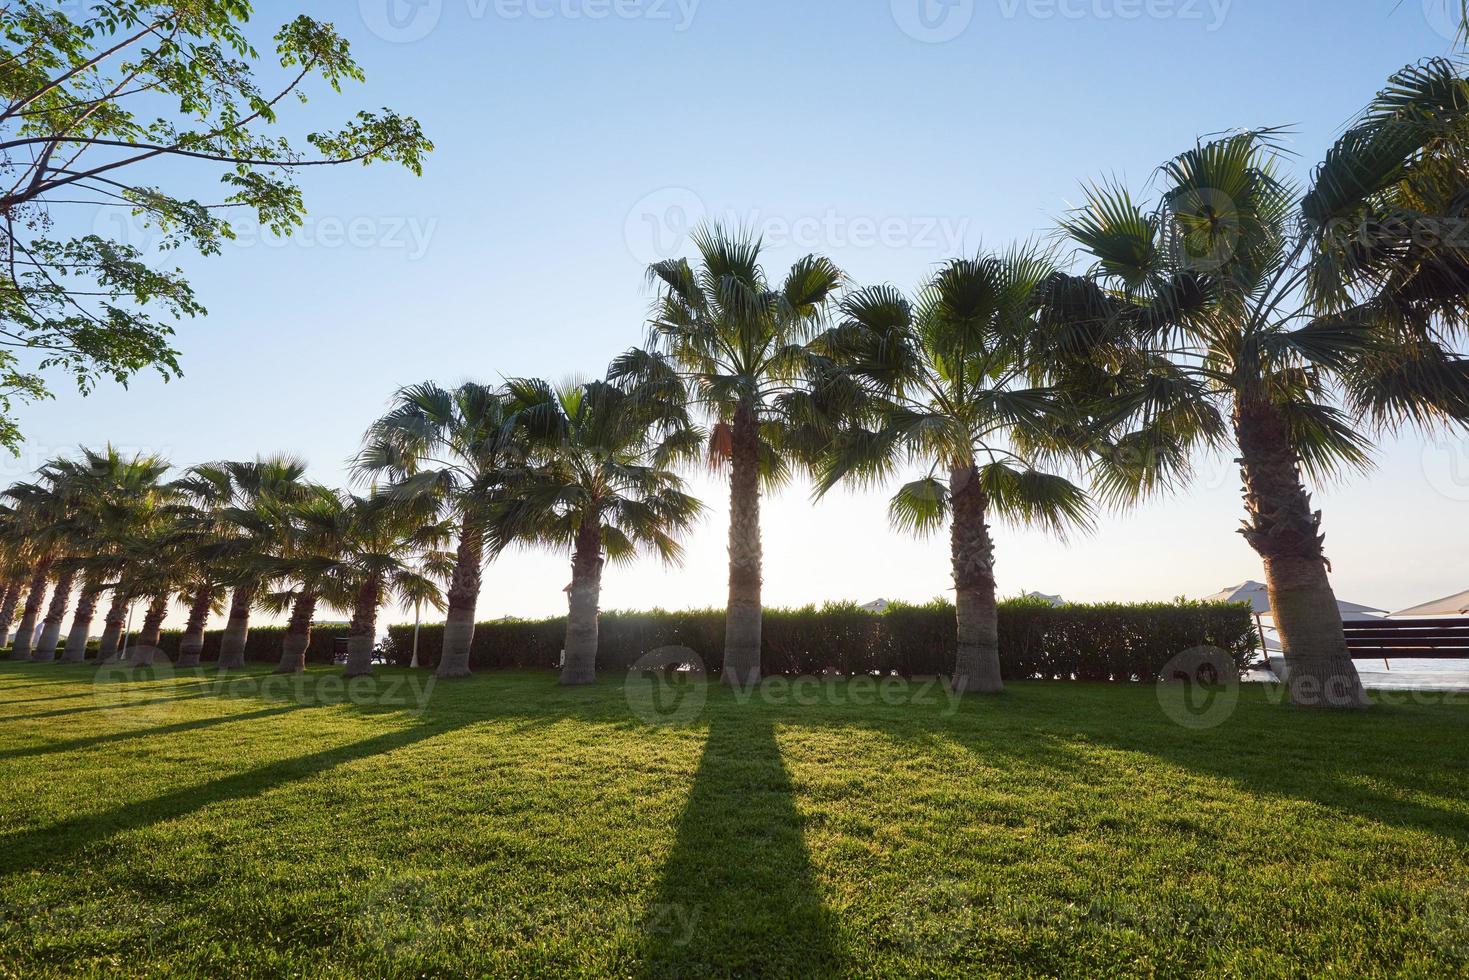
13,0,1469,628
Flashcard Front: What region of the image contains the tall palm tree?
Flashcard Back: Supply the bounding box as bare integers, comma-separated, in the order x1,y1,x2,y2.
261,487,352,673
355,382,523,679
3,473,75,660
0,504,30,648
498,375,704,685
182,456,311,670
808,250,1093,694
0,577,25,648
169,471,236,667
330,492,451,679
55,448,173,664
114,524,193,668
616,225,843,687
1039,59,1469,708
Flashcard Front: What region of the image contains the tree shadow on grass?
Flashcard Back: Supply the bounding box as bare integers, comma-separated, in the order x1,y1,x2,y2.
1078,708,1469,846
0,690,224,724
928,685,1469,847
0,687,109,706
0,703,312,760
0,668,90,691
0,719,464,877
637,711,845,979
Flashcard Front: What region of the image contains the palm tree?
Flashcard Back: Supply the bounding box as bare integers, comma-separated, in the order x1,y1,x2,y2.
498,375,704,685
0,577,25,648
169,471,237,668
1039,59,1469,708
3,473,75,660
808,250,1093,694
115,525,193,668
262,487,352,673
617,225,843,687
182,456,312,670
0,504,31,648
355,382,523,679
95,588,130,663
331,492,451,679
56,448,173,664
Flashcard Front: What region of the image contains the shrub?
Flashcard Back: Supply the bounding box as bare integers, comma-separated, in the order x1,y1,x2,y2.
150,625,355,665
383,600,1257,681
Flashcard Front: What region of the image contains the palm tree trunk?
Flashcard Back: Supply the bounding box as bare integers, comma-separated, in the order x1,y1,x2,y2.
32,566,77,662
723,400,763,688
561,519,603,686
0,577,26,649
343,578,380,679
1235,399,1368,709
217,584,254,670
11,559,52,660
177,584,213,668
277,590,317,673
96,591,128,663
128,595,169,667
61,572,103,664
438,517,483,678
950,464,1004,695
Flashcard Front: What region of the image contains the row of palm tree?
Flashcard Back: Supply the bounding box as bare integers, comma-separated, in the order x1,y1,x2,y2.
0,450,448,677
1,56,1465,710
0,369,706,683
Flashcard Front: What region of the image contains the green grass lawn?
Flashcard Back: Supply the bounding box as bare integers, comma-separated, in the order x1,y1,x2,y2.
0,662,1466,978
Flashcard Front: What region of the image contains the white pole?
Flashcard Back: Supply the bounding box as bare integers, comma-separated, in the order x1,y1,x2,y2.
119,601,135,659
410,601,421,669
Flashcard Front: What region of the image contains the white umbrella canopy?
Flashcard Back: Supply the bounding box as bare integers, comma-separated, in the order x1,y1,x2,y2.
1203,581,1387,620
1022,592,1065,607
1393,589,1469,617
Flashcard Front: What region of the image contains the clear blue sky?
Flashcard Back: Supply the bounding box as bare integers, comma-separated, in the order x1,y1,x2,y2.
15,0,1469,625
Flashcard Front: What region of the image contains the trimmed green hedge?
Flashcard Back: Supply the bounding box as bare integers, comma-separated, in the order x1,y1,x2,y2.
150,625,354,665
383,599,1257,682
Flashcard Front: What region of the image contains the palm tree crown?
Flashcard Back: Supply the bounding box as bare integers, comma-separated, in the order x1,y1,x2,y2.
617,224,843,686
497,374,705,684
1038,58,1469,707
811,249,1093,693
354,381,524,678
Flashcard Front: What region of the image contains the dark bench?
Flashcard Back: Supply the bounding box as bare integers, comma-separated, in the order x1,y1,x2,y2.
1342,618,1469,669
